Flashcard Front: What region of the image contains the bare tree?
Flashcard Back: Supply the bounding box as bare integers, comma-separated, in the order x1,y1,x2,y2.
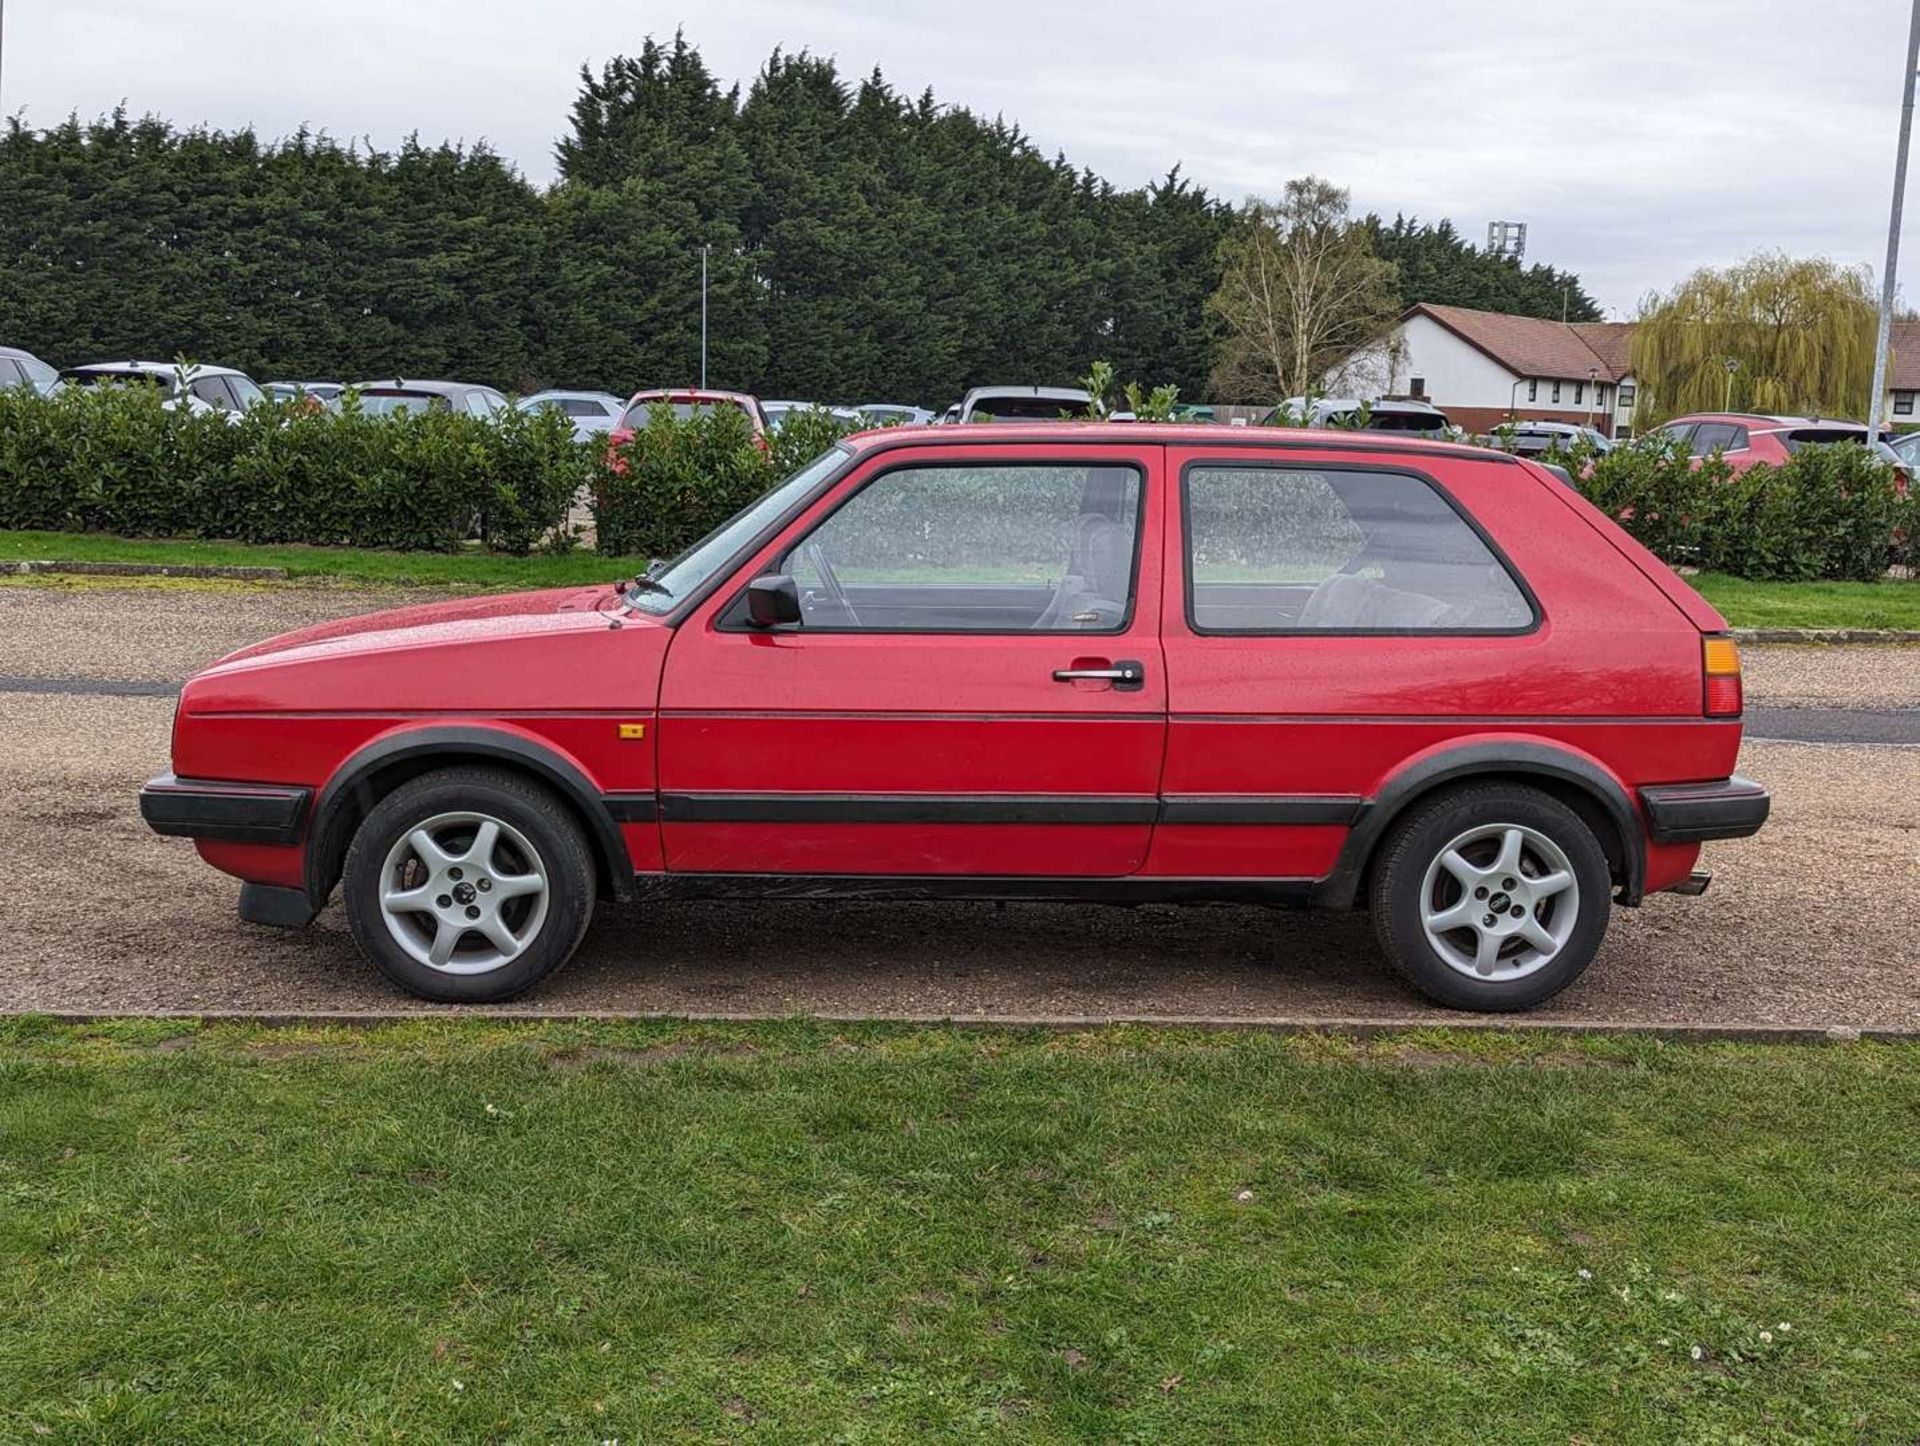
1207,177,1401,403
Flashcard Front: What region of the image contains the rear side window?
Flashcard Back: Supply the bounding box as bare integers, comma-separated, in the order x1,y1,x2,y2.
189,376,236,410
1183,465,1534,634
1688,422,1744,456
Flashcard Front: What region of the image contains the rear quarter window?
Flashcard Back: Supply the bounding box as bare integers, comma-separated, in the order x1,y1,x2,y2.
1183,464,1536,634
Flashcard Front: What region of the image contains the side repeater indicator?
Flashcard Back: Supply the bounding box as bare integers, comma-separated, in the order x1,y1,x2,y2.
617,723,648,741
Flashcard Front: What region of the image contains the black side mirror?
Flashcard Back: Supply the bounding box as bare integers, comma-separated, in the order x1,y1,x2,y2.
746,574,802,628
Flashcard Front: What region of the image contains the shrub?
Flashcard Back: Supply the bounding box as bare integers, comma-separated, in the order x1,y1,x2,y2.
0,383,583,553
591,404,857,561
1558,433,1911,582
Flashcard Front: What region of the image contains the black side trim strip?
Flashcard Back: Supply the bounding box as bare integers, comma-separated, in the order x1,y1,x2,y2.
1159,794,1363,825
658,792,1161,825
603,793,659,823
1640,776,1771,843
139,773,310,845
629,872,1321,906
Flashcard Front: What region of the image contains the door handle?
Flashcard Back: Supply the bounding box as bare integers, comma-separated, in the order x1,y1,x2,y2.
1052,659,1146,691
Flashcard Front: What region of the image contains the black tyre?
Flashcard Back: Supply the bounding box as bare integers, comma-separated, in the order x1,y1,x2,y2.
342,766,596,1003
1368,783,1612,1012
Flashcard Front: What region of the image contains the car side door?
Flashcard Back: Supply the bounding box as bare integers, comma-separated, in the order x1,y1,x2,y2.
654,442,1169,878
1152,445,1544,882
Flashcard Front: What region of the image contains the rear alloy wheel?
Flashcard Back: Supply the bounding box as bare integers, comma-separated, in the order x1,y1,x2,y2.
343,767,595,1002
1370,783,1611,1011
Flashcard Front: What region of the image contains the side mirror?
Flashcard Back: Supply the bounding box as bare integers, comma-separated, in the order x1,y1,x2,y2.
746,574,802,628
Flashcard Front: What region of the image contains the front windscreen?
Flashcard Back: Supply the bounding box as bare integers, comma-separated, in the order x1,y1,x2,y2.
620,447,849,615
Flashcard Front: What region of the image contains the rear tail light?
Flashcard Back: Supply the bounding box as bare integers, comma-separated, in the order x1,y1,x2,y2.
1702,635,1743,717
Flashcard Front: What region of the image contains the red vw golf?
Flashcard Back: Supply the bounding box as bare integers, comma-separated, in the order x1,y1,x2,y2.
142,425,1768,1010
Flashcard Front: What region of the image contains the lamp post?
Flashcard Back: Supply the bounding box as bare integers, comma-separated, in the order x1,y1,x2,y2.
699,243,710,390
1868,0,1920,432
1722,356,1739,411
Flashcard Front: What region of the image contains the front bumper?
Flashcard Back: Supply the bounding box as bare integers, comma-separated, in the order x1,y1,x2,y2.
1640,776,1771,844
139,773,311,846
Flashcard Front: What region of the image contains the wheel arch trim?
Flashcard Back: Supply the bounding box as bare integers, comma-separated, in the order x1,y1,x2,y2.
302,724,636,906
1316,736,1645,909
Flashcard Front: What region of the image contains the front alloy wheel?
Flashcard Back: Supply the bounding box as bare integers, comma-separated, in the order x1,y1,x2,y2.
378,811,551,974
343,766,596,1002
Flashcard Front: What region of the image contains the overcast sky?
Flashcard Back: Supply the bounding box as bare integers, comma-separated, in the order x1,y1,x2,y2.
8,0,1915,316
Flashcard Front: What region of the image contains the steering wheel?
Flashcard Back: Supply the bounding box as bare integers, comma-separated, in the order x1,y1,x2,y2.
800,538,861,626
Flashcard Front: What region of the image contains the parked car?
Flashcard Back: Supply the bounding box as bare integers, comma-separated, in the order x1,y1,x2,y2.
264,381,345,407
1,345,61,395
606,390,770,470
948,385,1093,423
1267,396,1453,436
516,389,626,442
349,379,510,418
62,360,267,416
853,403,934,427
1488,422,1613,456
1648,413,1893,474
141,422,1767,1012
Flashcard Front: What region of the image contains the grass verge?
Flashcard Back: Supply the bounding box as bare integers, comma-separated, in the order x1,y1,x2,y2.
1690,572,1920,630
0,529,648,590
1,1018,1915,1442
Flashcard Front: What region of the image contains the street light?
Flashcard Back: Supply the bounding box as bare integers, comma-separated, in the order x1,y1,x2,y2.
699,243,710,390
1722,356,1740,411
1868,1,1920,431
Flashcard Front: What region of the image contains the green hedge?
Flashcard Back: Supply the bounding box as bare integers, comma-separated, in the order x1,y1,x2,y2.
0,384,587,554
590,404,856,560
1556,435,1915,583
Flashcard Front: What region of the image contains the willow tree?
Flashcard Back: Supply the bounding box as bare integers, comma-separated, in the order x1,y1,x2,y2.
1630,254,1877,424
1207,177,1401,402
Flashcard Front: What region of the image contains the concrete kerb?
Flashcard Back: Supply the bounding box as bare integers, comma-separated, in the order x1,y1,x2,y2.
2,559,289,581
5,1008,1904,1044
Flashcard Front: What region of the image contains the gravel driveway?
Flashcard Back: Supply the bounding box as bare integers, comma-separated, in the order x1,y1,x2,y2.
1,580,1914,1027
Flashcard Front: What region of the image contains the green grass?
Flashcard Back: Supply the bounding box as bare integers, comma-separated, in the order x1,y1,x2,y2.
0,529,650,590
1,1019,1915,1442
1690,572,1920,630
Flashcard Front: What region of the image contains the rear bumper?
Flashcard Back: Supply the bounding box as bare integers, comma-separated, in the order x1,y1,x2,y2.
1640,776,1770,844
139,773,311,846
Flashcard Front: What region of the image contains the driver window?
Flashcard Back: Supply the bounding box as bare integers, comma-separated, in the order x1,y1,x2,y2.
785,463,1142,632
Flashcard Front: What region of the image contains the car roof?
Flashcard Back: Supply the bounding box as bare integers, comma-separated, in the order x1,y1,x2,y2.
624,388,759,405
0,345,46,362
1667,411,1868,431
838,420,1516,461
521,389,621,403
962,385,1090,402
353,379,492,396
68,360,246,378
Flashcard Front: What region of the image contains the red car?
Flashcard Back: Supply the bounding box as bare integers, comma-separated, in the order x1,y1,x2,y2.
605,388,769,471
142,425,1768,1011
1652,412,1893,474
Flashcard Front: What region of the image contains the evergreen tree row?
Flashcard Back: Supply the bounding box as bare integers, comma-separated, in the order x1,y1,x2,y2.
0,32,1600,405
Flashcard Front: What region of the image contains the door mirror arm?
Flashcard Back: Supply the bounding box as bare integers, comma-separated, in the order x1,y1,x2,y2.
745,574,803,629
